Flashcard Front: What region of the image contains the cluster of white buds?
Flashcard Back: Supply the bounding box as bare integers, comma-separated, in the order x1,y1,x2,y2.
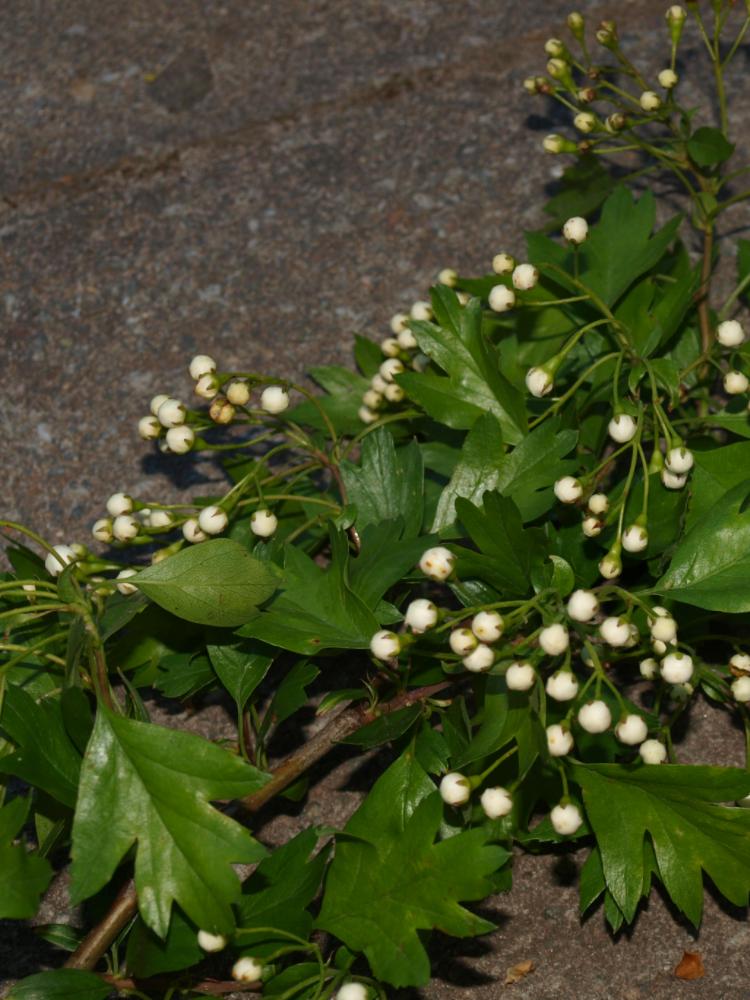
582,492,608,538
648,605,678,654
440,772,515,820
661,444,694,490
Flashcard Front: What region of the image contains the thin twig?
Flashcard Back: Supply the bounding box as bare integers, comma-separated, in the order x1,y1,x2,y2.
64,679,452,972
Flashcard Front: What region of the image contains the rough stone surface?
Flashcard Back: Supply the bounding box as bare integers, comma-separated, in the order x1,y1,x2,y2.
2,0,750,997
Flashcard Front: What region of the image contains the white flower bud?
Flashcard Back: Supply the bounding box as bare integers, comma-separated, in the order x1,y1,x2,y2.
577,86,596,104
419,546,455,581
666,5,686,25
463,643,495,673
622,524,648,553
358,405,377,424
588,493,609,515
525,366,553,397
183,518,207,544
481,786,513,819
492,252,514,275
717,319,745,347
731,676,750,702
546,670,579,701
562,217,589,244
665,447,693,474
44,544,77,577
384,382,405,403
488,284,516,313
506,661,536,691
554,476,583,504
640,657,659,679
165,425,195,454
652,638,669,655
661,468,687,490
567,589,599,622
189,354,217,380
471,610,504,643
92,518,114,543
370,373,388,394
112,514,139,542
639,90,661,112
615,714,648,745
250,509,278,538
439,772,471,806
397,327,418,350
390,312,408,334
362,389,383,410
116,568,139,595
379,358,404,383
336,984,368,1000
658,68,678,89
150,393,170,417
209,396,235,425
404,598,438,634
724,370,749,395
550,802,583,836
545,37,565,57
578,699,612,734
157,398,187,428
543,134,567,154
449,628,478,656
195,373,220,399
523,75,540,94
639,739,668,764
198,505,228,536
608,413,637,443
438,268,458,287
260,386,290,414
660,651,693,684
539,622,569,655
410,300,433,322
650,615,677,643
138,415,161,440
380,337,401,358
225,379,251,406
197,930,227,953
599,616,631,646
567,11,584,32
512,263,539,291
546,723,574,757
573,113,596,134
148,510,173,529
730,652,750,672
232,957,264,983
598,551,622,579
370,629,401,660
582,516,603,537
106,493,134,517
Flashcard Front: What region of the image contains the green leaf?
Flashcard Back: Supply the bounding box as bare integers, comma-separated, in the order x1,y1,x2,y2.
70,710,269,937
494,419,578,522
341,704,423,749
396,371,486,429
542,155,617,228
207,640,275,709
236,828,329,952
0,685,81,807
688,442,750,527
155,652,216,699
133,539,278,627
0,799,53,920
341,429,424,537
348,520,436,613
570,763,750,924
658,478,750,611
452,678,531,769
238,531,380,655
410,298,526,443
432,413,505,531
126,906,203,978
687,126,735,167
265,660,320,729
6,970,112,1000
454,493,537,596
316,751,507,987
582,187,681,305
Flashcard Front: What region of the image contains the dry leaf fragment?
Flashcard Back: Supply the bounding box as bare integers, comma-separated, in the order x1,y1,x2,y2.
504,959,535,986
675,950,704,980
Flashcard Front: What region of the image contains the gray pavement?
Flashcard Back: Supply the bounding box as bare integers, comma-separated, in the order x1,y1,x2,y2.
1,1,749,996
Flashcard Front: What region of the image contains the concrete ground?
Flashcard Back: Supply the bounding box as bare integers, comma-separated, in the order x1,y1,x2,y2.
1,0,749,996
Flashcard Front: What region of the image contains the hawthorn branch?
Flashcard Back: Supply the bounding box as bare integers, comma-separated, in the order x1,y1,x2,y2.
103,974,260,995
64,679,452,972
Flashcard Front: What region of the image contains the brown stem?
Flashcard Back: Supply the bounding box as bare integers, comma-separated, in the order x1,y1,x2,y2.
92,646,115,712
697,223,715,358
102,974,260,995
64,679,453,972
